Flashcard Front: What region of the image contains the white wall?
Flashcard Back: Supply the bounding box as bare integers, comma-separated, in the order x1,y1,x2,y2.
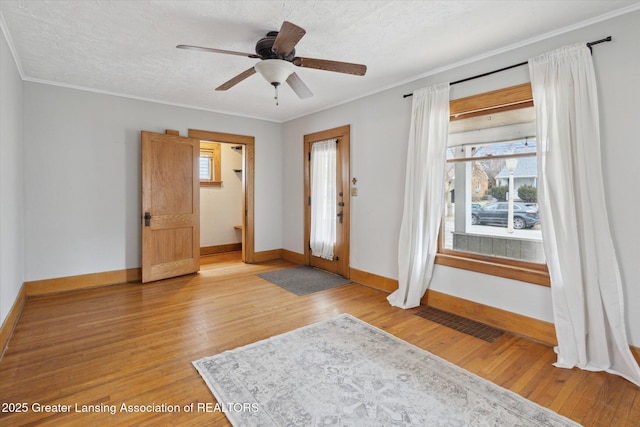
282,10,640,346
22,83,283,281
200,143,243,247
0,27,24,327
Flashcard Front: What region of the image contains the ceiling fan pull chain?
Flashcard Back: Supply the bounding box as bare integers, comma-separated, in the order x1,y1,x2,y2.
274,84,279,106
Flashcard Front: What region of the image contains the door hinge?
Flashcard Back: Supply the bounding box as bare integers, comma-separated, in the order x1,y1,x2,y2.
308,152,311,161
308,196,311,206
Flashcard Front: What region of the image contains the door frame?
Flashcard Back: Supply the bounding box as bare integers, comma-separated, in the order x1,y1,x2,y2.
303,125,351,278
188,129,256,263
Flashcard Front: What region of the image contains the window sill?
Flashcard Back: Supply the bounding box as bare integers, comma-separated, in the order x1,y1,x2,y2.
200,181,222,187
434,253,550,287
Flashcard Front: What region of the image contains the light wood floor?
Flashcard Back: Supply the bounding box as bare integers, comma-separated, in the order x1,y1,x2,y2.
1,253,638,426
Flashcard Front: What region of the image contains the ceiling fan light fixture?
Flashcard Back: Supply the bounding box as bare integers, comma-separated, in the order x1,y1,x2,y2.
254,59,295,87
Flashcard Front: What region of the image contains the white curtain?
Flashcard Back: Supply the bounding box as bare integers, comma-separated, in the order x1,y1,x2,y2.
388,83,450,309
529,44,640,386
310,139,337,260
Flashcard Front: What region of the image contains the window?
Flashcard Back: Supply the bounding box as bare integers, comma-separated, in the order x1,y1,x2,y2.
200,151,213,180
436,84,549,286
199,142,222,187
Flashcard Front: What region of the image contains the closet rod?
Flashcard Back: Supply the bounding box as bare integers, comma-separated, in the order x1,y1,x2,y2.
402,36,612,98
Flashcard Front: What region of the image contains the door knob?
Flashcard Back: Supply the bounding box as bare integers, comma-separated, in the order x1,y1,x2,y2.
144,212,151,226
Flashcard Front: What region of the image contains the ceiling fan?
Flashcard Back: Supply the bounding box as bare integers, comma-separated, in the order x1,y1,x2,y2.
177,21,367,104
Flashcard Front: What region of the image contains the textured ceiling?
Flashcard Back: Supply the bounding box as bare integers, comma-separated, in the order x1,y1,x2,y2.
1,1,639,122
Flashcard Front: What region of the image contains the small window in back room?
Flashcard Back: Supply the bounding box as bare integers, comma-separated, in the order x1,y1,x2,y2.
199,142,222,187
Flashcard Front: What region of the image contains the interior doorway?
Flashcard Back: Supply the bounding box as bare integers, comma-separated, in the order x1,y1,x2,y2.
304,125,351,278
189,129,256,263
199,142,244,256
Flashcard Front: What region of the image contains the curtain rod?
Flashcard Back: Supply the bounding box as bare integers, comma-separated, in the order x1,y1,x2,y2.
402,36,612,98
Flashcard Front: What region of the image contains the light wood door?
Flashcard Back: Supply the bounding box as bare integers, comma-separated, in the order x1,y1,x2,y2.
141,131,200,283
304,125,350,278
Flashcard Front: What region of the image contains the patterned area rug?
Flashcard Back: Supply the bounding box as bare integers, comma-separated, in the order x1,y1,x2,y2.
193,314,580,426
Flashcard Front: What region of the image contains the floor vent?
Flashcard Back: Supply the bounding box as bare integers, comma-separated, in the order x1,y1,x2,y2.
416,307,504,342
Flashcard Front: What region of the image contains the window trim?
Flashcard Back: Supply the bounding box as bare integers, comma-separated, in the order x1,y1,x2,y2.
199,141,222,187
435,83,550,287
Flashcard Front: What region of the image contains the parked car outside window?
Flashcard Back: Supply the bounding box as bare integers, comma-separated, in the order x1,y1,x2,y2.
471,202,539,229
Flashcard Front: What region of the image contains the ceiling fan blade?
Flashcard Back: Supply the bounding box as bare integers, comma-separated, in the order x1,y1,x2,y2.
177,44,260,59
215,67,257,91
286,73,313,99
272,21,306,56
293,57,367,76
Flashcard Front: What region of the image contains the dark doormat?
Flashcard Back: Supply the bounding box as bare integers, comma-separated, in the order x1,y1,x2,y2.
257,265,351,296
416,307,504,342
